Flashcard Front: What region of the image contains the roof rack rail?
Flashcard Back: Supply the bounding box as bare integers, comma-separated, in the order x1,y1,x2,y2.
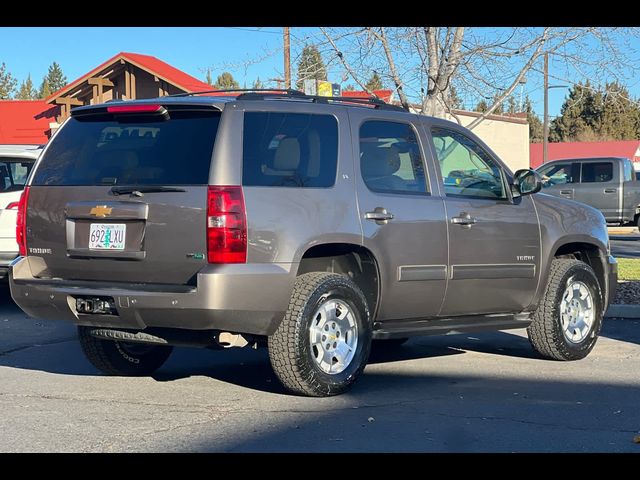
167,88,407,112
168,88,306,98
235,91,408,112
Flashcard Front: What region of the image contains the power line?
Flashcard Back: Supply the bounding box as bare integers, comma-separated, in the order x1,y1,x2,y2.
224,27,282,35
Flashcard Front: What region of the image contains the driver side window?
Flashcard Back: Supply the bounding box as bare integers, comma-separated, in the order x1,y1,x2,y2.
431,127,506,200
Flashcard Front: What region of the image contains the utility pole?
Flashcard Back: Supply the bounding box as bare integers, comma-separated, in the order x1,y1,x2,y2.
543,52,549,165
284,27,291,90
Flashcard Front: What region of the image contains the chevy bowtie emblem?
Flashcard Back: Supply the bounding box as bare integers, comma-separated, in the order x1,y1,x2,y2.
90,205,112,218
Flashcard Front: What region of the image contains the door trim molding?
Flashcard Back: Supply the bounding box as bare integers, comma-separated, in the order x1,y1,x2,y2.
398,264,447,282
450,263,536,280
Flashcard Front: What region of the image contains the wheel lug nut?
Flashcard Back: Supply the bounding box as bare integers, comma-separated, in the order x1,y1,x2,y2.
326,343,331,350
322,335,326,341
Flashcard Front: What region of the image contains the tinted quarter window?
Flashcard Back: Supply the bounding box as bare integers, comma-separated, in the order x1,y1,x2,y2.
623,159,633,182
359,120,428,195
431,127,506,200
242,112,338,188
32,110,220,186
0,159,34,192
538,163,574,186
581,162,613,183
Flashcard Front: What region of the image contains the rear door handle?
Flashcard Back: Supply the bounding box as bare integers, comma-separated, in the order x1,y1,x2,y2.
451,212,477,227
604,188,617,193
365,207,394,224
560,190,573,195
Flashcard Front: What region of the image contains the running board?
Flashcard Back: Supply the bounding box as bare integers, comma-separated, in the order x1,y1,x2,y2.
372,313,532,340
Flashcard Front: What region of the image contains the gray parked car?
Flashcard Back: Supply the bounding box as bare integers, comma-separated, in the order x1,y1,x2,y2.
9,90,617,396
536,157,640,227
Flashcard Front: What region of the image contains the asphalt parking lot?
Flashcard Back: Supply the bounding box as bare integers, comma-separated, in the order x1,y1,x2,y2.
1,287,639,452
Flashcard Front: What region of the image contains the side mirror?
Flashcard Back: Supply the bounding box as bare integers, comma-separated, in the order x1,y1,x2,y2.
513,169,543,196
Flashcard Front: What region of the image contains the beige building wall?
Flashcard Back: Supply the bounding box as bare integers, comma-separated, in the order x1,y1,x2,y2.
444,111,530,173
409,104,530,173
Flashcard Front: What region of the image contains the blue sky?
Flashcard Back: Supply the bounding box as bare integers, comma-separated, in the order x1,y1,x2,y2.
0,27,637,118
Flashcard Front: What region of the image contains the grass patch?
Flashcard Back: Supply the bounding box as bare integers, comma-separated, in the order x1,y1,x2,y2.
616,258,640,281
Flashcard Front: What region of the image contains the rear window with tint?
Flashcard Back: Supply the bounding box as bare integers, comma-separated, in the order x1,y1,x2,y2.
242,112,338,188
32,110,220,186
581,162,613,183
0,158,34,192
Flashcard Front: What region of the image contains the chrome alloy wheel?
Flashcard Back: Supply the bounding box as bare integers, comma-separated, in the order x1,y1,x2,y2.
560,280,595,344
309,299,359,374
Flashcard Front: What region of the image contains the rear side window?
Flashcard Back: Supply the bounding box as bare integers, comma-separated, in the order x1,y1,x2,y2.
359,120,428,195
0,158,34,192
32,110,220,186
581,162,613,183
242,112,338,188
623,159,633,182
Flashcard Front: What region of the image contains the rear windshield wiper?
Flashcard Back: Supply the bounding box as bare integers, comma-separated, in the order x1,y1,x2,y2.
110,186,187,196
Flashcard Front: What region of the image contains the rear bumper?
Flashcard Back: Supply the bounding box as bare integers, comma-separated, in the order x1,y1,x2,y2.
9,257,297,336
606,254,618,310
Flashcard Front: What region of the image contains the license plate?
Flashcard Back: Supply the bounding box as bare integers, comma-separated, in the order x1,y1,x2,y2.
89,223,126,250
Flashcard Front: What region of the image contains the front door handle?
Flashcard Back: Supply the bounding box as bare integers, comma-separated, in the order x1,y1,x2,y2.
560,189,573,195
365,207,394,225
451,212,477,227
604,188,617,193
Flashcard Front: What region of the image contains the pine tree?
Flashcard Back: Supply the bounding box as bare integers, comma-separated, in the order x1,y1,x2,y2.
38,62,67,98
295,45,327,91
523,96,544,143
506,96,518,114
550,81,640,142
365,72,383,91
474,99,489,113
0,62,17,99
16,74,37,100
206,69,213,86
342,84,356,91
252,77,264,89
447,84,462,109
214,72,239,89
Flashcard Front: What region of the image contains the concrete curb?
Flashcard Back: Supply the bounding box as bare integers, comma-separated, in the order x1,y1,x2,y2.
605,304,640,318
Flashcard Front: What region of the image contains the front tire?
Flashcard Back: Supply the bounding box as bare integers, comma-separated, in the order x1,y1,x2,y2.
78,327,173,376
527,258,603,361
268,272,372,397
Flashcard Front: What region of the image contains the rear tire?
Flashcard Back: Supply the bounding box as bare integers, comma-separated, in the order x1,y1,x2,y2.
78,326,173,376
527,258,603,361
268,272,372,397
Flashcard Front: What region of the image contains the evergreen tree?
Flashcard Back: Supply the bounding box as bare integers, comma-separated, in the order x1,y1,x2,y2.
38,62,67,98
447,84,462,109
550,80,640,142
206,69,213,86
506,96,518,114
365,72,383,91
342,84,356,91
523,96,544,143
214,72,239,89
16,74,37,100
474,99,489,113
295,45,327,91
252,77,264,89
0,62,17,99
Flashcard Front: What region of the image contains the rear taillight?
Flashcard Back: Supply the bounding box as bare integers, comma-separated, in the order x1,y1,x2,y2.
206,186,247,263
16,186,30,256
